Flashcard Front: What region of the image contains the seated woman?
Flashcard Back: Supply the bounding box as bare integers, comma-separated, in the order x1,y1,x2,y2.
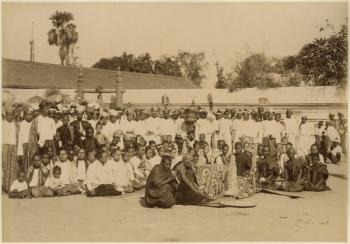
174,153,205,205
279,148,307,192
85,151,122,197
145,155,179,208
256,146,280,190
304,145,330,191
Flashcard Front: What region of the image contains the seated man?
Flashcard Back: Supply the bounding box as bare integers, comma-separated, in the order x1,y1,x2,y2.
304,144,330,191
145,155,179,208
174,153,205,205
328,141,342,164
85,151,122,197
279,148,307,192
256,146,280,190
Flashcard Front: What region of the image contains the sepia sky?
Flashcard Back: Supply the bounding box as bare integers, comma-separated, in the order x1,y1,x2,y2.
2,2,347,88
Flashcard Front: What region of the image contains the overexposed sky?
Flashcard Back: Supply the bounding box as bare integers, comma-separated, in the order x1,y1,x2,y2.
2,2,347,88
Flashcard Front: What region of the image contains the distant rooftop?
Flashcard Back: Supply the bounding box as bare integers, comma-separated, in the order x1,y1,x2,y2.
2,58,198,89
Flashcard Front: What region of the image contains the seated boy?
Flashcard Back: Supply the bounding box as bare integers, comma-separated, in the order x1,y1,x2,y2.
28,154,54,198
9,171,32,199
44,166,70,196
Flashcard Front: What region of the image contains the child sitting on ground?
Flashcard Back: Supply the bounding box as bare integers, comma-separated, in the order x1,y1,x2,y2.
9,171,32,199
44,166,70,196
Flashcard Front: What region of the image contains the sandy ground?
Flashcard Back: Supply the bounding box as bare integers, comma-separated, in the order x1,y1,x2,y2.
2,161,348,242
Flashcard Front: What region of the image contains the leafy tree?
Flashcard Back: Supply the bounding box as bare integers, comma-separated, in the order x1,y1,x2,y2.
228,53,281,91
48,11,78,66
154,55,182,76
284,21,347,86
176,51,208,87
133,53,154,74
92,51,208,87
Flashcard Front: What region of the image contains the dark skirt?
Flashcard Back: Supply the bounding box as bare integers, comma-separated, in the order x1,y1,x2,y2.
88,184,122,197
146,183,177,208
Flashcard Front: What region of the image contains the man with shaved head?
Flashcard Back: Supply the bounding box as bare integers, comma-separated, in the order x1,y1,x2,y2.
280,148,307,192
173,153,204,205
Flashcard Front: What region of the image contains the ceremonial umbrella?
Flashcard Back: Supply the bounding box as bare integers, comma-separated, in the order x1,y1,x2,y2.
2,90,16,105
27,95,44,105
45,93,72,104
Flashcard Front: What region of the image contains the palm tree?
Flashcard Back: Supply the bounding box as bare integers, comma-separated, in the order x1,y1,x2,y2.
48,11,78,65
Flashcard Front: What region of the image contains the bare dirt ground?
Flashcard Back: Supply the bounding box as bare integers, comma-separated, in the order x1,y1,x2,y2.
2,161,348,242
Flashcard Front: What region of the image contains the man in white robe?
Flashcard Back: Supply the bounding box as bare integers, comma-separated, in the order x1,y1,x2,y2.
195,109,213,145
283,109,298,146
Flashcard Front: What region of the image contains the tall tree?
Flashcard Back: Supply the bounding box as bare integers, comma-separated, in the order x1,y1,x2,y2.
48,11,78,66
176,51,208,87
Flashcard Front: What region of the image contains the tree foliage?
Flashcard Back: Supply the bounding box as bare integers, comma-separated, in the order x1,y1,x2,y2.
93,51,208,87
48,11,78,66
176,51,208,87
154,55,182,77
228,53,281,91
283,21,347,86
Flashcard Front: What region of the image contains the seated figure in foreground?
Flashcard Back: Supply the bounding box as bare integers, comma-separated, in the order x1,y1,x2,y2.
145,155,179,208
304,145,330,192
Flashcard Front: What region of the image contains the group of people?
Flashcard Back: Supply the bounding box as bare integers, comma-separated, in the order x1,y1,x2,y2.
2,99,346,208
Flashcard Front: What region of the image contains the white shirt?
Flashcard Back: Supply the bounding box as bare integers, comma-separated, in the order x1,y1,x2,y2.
120,120,137,135
85,160,112,191
299,122,316,136
284,117,298,136
44,176,65,189
10,180,28,192
55,161,75,185
2,120,17,145
29,168,40,187
218,118,232,139
77,160,86,181
146,117,160,136
105,159,131,187
327,125,341,143
130,156,144,178
175,118,184,136
103,121,120,142
195,118,213,139
263,120,276,138
237,119,256,139
159,119,176,138
37,115,56,147
134,120,146,136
